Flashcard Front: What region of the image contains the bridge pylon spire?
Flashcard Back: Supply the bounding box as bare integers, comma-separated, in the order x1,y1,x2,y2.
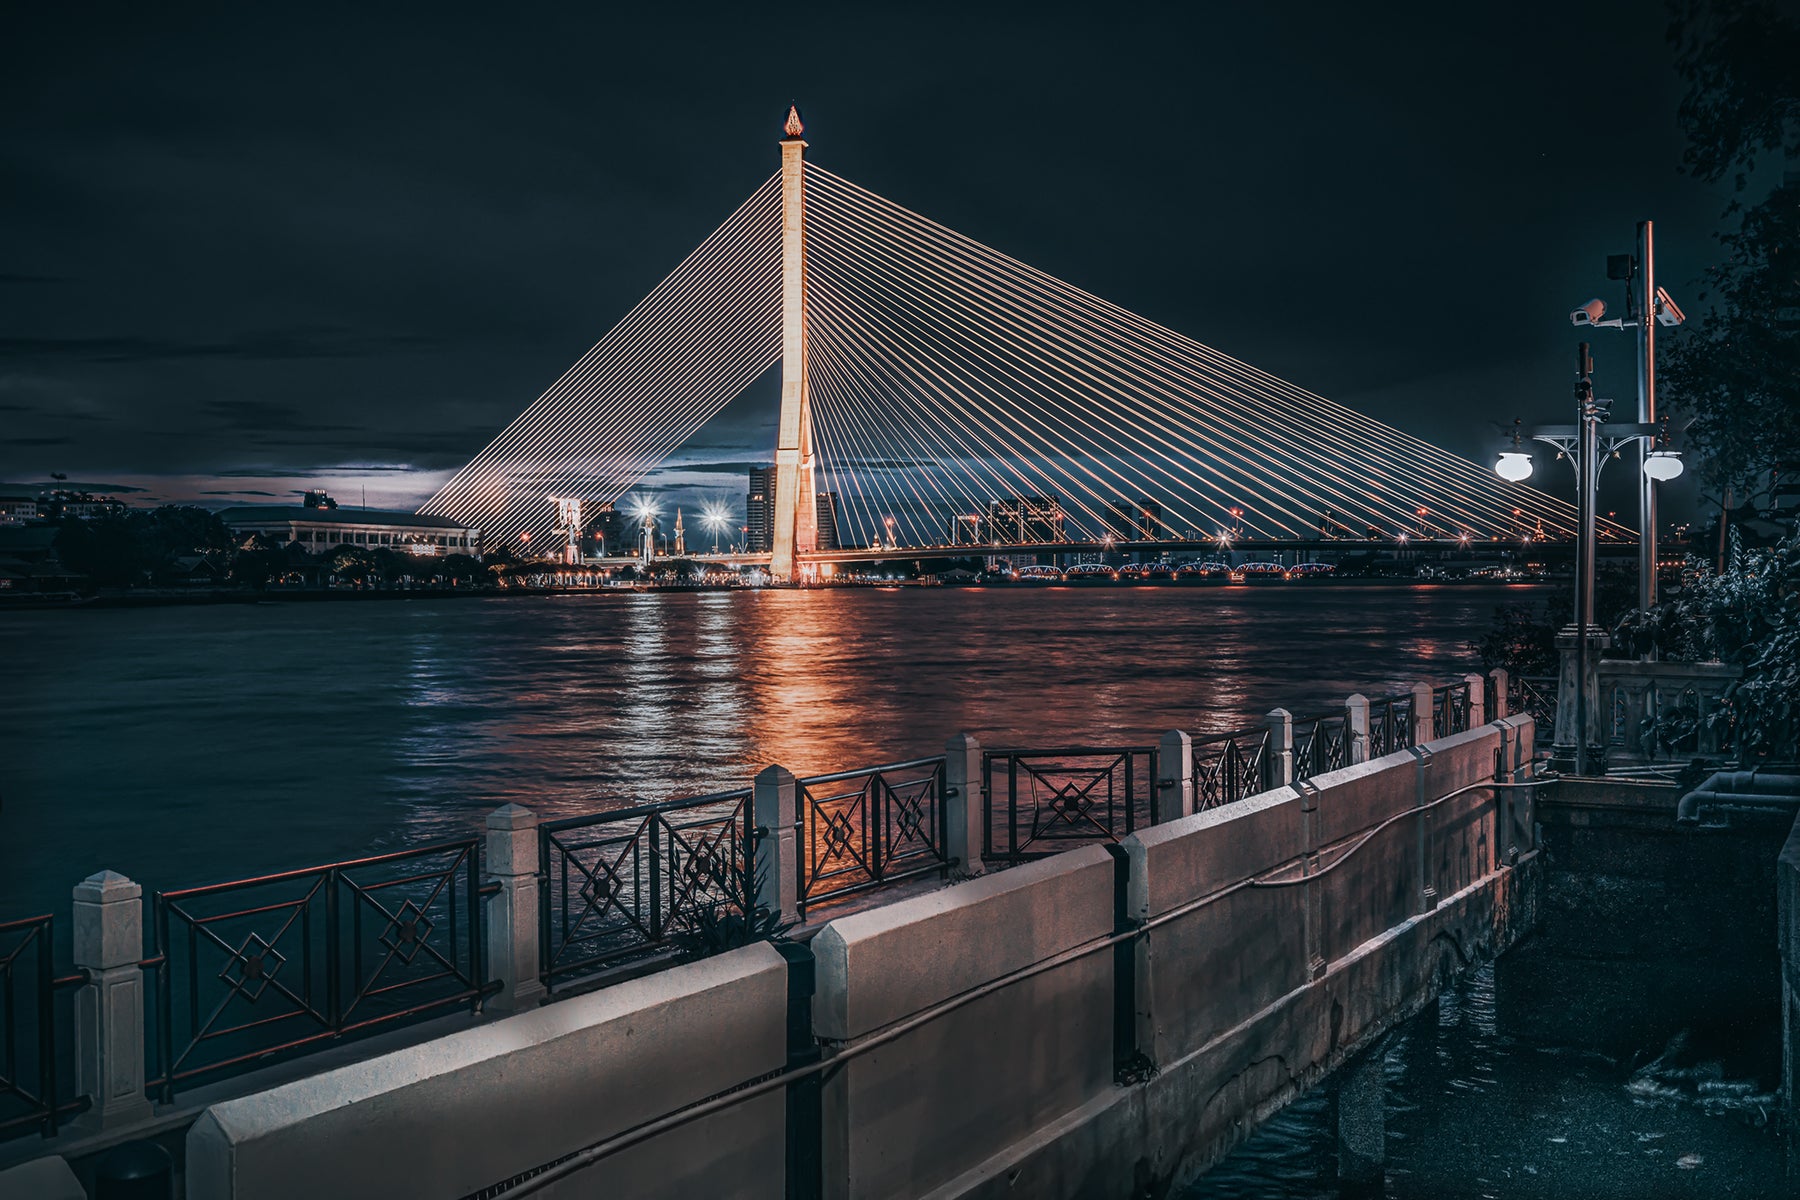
769,104,818,579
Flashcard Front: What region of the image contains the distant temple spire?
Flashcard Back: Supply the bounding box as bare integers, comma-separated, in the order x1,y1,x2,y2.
783,103,804,139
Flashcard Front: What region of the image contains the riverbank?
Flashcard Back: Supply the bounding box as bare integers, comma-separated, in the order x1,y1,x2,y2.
0,575,1554,611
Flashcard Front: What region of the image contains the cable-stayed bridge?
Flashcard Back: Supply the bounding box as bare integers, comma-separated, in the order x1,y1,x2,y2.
421,107,1620,577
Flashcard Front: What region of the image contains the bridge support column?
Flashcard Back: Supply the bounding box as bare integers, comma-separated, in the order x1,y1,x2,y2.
944,733,986,878
1157,729,1193,821
770,107,818,581
755,764,801,925
1345,694,1371,765
1265,709,1294,789
483,804,544,1013
1334,1046,1387,1192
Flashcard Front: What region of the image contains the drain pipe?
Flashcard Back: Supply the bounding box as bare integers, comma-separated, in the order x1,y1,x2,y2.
1675,768,1800,825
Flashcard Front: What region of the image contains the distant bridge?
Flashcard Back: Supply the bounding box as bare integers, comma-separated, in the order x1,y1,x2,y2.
422,107,1627,577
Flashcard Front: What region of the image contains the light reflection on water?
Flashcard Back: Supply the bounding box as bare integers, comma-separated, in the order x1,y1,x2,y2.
2,584,1526,918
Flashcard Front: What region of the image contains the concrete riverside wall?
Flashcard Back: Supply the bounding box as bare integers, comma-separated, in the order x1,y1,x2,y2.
185,943,789,1200
923,719,1537,1200
811,846,1117,1200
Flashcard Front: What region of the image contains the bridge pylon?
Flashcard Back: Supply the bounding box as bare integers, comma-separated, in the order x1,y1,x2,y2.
769,104,819,580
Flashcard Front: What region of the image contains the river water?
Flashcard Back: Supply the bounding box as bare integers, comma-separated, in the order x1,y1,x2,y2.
2,583,1788,1192
0,584,1512,919
1187,962,1786,1200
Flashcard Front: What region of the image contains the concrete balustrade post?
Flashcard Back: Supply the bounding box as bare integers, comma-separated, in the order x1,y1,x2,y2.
1345,694,1371,765
1157,730,1194,820
1411,681,1435,746
1489,668,1509,720
72,871,152,1130
944,733,986,878
1464,672,1487,728
1265,709,1295,789
754,765,800,925
484,804,545,1013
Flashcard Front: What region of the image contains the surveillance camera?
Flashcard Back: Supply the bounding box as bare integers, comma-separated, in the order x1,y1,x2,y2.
1570,298,1607,326
1655,286,1686,327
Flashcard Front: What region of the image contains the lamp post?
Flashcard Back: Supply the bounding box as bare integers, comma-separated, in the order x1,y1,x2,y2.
1494,345,1681,774
1568,220,1687,612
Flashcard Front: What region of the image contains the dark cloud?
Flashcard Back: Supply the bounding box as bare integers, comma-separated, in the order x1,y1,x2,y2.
0,329,438,365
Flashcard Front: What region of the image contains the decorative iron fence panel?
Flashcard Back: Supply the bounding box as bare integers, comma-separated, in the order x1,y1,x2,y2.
0,915,87,1142
539,790,754,992
982,746,1156,862
1367,693,1415,758
1192,726,1272,810
1514,675,1557,731
797,758,950,908
1432,682,1472,739
1291,712,1350,783
145,839,490,1102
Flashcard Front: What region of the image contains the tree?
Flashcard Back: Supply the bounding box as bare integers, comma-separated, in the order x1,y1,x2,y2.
1662,0,1800,494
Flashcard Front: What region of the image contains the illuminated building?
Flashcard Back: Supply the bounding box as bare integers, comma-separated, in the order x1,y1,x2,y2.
1102,498,1165,541
986,496,1065,543
216,500,478,556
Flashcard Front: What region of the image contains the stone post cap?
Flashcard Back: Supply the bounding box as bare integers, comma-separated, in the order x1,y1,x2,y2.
945,731,981,752
73,870,141,904
1267,707,1293,720
486,803,538,831
1157,728,1191,745
1345,693,1370,706
755,763,795,785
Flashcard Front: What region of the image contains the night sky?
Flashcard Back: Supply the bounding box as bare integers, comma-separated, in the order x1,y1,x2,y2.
1,3,1724,522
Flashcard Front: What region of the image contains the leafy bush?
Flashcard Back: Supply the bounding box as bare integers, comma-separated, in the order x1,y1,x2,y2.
1622,531,1800,762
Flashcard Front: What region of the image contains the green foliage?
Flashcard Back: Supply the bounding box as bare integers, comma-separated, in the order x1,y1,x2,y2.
1625,531,1800,761
1474,604,1558,677
1662,0,1800,492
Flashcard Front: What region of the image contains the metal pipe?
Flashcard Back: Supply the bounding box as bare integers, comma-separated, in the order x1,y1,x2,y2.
1676,769,1800,824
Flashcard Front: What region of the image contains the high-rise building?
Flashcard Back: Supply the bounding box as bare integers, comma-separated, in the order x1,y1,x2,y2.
1102,498,1166,541
746,466,777,552
815,492,841,552
583,502,630,557
986,496,1065,544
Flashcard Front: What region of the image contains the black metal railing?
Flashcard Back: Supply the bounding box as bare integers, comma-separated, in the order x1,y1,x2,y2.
1432,681,1472,739
0,915,88,1142
982,746,1157,862
1292,711,1351,783
1515,675,1557,731
1366,692,1416,758
145,838,492,1102
539,789,754,992
796,758,950,909
1192,726,1272,810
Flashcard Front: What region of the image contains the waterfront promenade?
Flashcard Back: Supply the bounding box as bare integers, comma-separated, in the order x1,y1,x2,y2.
1,660,1532,1197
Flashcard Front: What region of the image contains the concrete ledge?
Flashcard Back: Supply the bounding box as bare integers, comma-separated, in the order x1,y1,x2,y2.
813,844,1117,1200
0,1155,83,1200
812,844,1115,1041
186,942,789,1200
